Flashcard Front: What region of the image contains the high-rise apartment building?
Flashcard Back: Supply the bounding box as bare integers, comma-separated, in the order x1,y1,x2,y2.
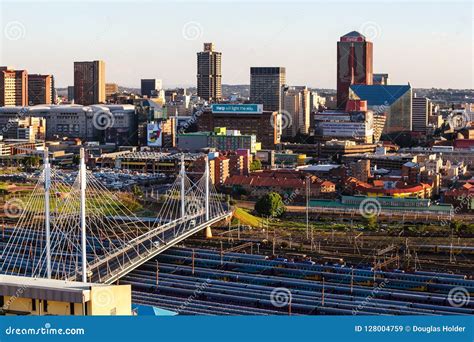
337,31,373,109
282,86,310,137
28,74,54,105
141,79,163,97
73,60,105,105
250,67,286,112
197,43,222,101
0,67,28,106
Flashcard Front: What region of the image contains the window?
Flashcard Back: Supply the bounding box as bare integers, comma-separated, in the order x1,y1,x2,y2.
32,299,36,311
43,300,48,312
70,303,75,315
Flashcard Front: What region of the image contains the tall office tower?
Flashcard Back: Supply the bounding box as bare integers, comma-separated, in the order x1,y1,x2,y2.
141,79,163,97
197,43,222,101
28,74,54,105
0,67,28,106
337,31,373,109
412,96,432,133
250,67,286,112
73,60,105,105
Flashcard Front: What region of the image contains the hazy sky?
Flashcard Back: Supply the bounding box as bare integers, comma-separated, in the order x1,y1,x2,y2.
1,0,472,89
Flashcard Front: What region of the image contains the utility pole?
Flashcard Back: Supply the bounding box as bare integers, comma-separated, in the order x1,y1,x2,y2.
79,148,87,283
43,148,52,279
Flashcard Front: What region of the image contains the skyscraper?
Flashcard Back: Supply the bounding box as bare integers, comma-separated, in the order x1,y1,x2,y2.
28,74,54,105
197,43,222,102
412,96,432,133
337,31,373,109
74,60,105,105
141,79,163,97
250,67,286,112
0,67,28,106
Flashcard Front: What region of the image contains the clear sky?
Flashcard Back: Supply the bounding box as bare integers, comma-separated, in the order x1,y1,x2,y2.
1,0,472,89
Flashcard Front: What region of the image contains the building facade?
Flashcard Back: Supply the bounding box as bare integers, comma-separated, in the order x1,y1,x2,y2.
197,104,280,149
250,67,286,112
105,83,119,97
74,61,106,105
349,84,412,133
0,67,28,106
336,31,373,110
197,43,222,102
282,86,311,137
28,74,54,105
141,79,163,97
412,96,432,133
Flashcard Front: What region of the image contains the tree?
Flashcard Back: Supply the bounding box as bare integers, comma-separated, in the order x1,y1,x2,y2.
250,159,262,172
364,215,378,231
131,185,143,198
254,192,285,217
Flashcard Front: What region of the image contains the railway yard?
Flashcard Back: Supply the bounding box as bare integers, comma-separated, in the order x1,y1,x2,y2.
125,247,474,315
124,219,474,316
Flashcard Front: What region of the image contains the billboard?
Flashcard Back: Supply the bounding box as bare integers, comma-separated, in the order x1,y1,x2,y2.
211,104,263,114
147,122,162,147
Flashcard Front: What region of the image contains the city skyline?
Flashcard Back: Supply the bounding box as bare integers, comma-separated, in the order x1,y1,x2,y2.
1,1,472,89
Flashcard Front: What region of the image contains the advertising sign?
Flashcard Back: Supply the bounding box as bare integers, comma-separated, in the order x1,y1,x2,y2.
147,122,162,147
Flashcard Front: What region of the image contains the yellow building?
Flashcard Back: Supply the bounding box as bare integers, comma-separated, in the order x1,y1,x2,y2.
0,275,131,316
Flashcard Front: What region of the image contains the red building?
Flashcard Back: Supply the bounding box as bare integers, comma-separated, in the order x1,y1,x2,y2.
336,31,373,109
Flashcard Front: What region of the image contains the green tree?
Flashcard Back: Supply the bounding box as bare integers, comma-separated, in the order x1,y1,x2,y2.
364,215,378,231
250,159,262,172
132,185,143,198
254,192,285,217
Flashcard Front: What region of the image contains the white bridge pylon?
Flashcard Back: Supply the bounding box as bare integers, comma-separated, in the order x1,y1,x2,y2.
0,149,231,284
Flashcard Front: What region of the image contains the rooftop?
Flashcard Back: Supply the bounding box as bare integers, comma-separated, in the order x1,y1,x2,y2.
350,84,411,106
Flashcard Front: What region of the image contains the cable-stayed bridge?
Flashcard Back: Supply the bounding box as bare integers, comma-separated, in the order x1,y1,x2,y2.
0,149,232,284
